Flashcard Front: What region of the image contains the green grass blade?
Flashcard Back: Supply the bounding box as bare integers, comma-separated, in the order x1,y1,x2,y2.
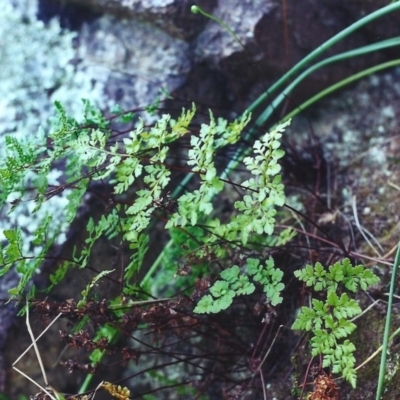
253,37,400,128
281,59,400,122
245,2,400,116
376,240,400,399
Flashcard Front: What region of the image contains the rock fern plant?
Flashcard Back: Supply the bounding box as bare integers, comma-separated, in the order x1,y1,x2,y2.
1,1,397,396
0,98,380,394
292,258,380,388
0,100,295,394
0,101,292,306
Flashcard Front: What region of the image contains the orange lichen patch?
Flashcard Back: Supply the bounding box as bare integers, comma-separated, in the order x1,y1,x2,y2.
307,374,339,400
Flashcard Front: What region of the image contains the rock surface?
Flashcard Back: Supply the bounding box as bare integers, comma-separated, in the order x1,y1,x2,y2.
45,0,400,111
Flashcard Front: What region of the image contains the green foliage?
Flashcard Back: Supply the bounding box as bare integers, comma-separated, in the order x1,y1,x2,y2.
165,110,251,229
233,123,286,244
0,86,296,400
194,266,251,314
191,123,289,314
0,96,294,326
0,102,190,297
295,258,380,294
0,215,55,297
0,100,292,308
247,257,285,305
292,258,380,388
0,97,294,398
194,257,285,313
3,2,399,397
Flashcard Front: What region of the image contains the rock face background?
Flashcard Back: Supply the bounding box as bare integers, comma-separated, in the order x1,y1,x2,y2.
1,0,400,398
26,0,400,115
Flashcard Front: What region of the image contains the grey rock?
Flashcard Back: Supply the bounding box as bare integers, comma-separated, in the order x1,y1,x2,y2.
55,0,400,109
76,14,191,110
65,0,217,40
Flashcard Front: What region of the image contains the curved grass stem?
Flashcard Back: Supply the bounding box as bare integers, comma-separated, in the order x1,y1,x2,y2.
376,240,400,399
281,59,400,123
